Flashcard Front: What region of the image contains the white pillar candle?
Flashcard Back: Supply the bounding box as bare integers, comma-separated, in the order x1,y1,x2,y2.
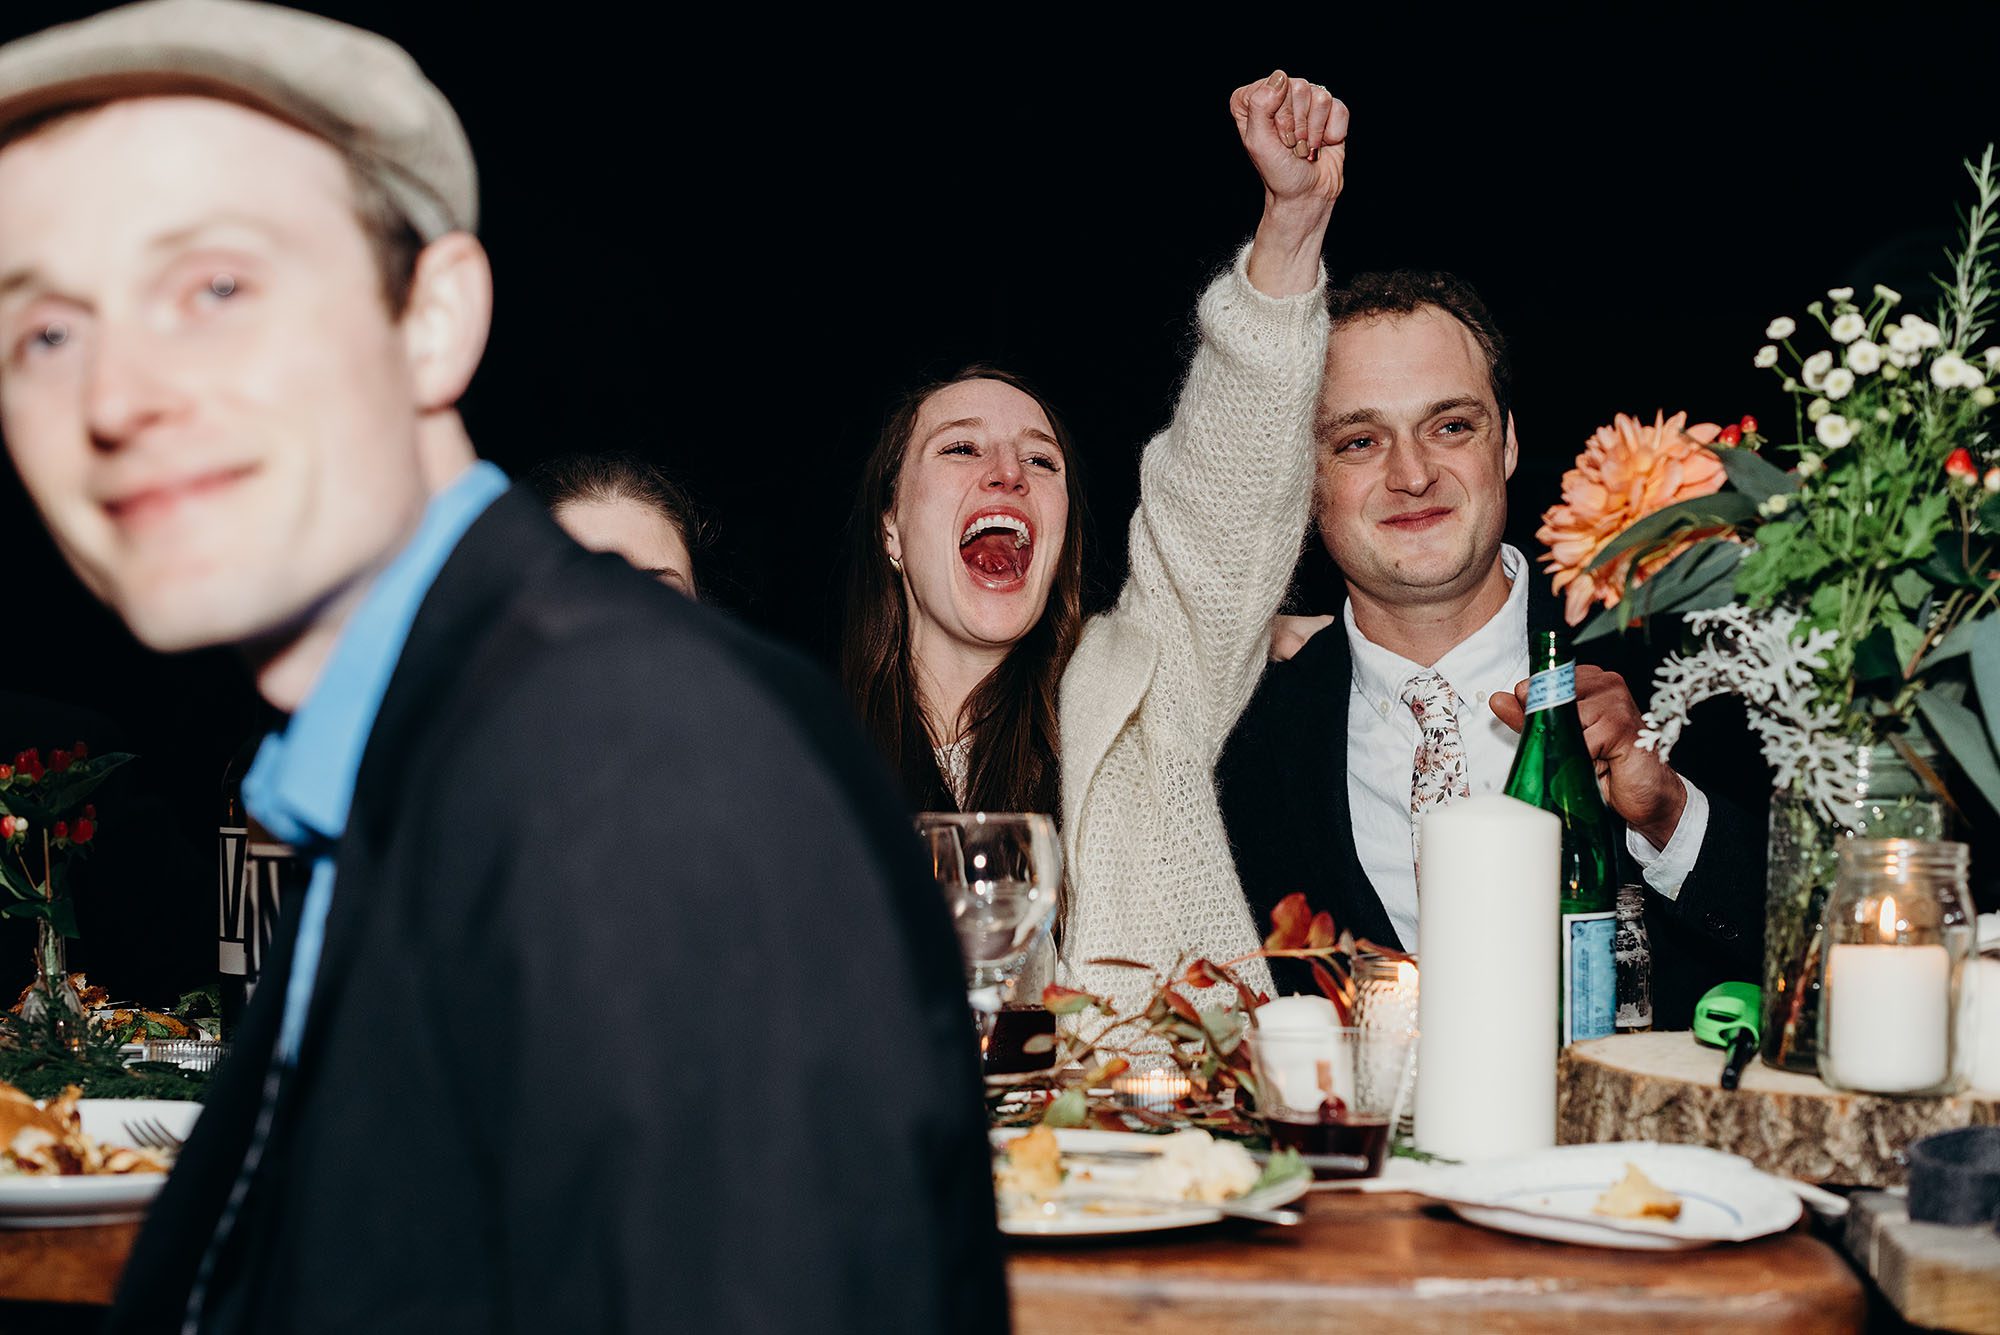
1825,943,1952,1093
1969,957,2000,1094
1414,794,1560,1161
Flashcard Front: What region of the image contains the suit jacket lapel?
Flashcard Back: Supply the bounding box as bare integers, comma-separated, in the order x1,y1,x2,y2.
293,488,575,1075
1284,628,1404,950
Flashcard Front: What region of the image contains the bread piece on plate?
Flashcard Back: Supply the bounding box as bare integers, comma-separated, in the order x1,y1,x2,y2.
1593,1162,1683,1221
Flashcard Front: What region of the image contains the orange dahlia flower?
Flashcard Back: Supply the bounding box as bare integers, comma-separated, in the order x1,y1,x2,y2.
1538,410,1728,626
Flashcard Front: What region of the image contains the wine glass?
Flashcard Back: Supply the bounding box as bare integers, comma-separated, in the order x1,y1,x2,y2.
916,812,1061,1053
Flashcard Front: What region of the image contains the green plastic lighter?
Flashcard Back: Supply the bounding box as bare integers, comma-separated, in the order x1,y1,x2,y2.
1691,982,1761,1090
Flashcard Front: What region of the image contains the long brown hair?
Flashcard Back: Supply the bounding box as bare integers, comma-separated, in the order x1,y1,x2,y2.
841,366,1087,816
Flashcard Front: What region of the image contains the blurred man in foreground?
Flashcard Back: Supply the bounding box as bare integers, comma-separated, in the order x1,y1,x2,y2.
0,2,1003,1330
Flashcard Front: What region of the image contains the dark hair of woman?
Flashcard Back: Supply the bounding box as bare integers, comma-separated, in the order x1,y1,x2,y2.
525,451,713,592
840,366,1088,816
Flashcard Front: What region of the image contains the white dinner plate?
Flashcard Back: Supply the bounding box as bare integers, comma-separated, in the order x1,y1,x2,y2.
990,1127,1309,1237
0,1098,201,1228
1429,1142,1802,1250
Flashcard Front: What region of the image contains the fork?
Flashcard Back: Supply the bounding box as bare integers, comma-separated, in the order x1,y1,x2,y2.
122,1117,185,1154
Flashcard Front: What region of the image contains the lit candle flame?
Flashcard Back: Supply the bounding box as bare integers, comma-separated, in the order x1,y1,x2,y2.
1395,961,1419,992
1877,894,1898,943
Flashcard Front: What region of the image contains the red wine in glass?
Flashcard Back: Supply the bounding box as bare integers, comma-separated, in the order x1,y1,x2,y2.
1266,1096,1390,1179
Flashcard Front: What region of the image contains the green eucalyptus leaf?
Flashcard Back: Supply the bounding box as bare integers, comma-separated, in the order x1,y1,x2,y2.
1891,567,1934,610
1918,542,1984,589
1716,447,1798,504
1970,615,2000,756
1920,615,1984,670
1041,1086,1087,1128
1916,690,2000,813
1979,492,2000,534
1852,628,1904,682
1622,539,1745,618
1583,492,1760,573
49,896,78,940
0,900,49,922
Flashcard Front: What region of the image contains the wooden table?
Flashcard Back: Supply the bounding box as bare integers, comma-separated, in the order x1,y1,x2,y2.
0,1194,1867,1332
1008,1187,1865,1334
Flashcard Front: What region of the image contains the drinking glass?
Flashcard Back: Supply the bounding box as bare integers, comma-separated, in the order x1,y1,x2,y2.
917,812,1061,1052
1249,1024,1417,1179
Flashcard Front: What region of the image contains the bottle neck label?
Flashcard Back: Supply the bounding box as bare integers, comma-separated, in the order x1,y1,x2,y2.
1524,661,1577,714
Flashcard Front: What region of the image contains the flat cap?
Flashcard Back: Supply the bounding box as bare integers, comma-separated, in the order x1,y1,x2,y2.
0,0,477,239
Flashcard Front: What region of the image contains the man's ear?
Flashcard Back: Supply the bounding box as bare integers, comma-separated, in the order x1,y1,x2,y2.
1502,410,1520,480
400,232,493,411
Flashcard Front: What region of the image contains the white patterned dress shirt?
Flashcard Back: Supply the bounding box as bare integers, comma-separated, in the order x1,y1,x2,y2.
1343,545,1709,951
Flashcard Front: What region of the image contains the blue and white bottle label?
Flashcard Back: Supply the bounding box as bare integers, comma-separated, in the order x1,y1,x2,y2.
1562,910,1617,1044
1524,661,1577,714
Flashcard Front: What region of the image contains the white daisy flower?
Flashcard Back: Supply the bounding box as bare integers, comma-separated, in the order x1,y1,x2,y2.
1754,345,1779,368
1984,347,2000,369
1887,326,1923,356
1874,284,1901,305
1830,313,1866,343
1846,341,1882,374
1934,353,1971,388
1828,286,1854,302
1976,386,1997,408
1802,350,1834,389
1797,454,1823,478
1822,368,1855,400
1815,414,1853,447
1765,316,1796,340
1807,396,1831,421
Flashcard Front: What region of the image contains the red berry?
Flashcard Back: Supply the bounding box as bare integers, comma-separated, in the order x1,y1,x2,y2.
1740,415,1758,434
0,766,11,782
1718,424,1743,446
71,742,87,761
70,819,92,845
1947,447,1979,480
48,749,71,774
52,821,66,842
83,805,95,821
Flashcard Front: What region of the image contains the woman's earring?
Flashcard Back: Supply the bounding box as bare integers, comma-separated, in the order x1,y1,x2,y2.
888,552,903,573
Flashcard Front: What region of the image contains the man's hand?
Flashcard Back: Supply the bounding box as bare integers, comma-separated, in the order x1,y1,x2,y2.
1230,70,1347,296
1490,665,1688,849
1269,613,1335,662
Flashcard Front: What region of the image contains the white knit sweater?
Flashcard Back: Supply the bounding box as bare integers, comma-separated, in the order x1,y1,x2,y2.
1055,244,1329,1011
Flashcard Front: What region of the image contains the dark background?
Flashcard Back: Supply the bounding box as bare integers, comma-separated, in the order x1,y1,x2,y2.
0,4,1996,1000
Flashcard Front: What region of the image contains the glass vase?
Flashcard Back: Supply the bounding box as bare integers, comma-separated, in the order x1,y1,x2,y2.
1762,742,1948,1073
19,915,87,1053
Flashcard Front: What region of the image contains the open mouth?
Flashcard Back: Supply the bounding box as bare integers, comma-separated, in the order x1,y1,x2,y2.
959,510,1034,589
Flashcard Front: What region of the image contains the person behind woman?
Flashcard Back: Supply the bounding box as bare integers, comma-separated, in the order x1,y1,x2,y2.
841,71,1346,1008
528,452,710,598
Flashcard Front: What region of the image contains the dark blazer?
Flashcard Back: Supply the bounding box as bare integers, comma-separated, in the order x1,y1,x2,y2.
109,489,1006,1335
1217,573,1767,1030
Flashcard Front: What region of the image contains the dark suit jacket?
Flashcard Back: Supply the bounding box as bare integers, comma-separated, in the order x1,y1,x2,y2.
109,488,1006,1335
1217,574,1766,1030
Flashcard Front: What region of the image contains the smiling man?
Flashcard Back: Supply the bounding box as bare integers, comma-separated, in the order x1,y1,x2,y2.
0,3,1001,1332
1217,271,1766,1027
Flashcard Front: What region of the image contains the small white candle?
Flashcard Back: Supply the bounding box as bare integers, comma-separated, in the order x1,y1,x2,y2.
1414,795,1559,1162
1825,895,1952,1094
1112,1070,1192,1111
1253,996,1351,1113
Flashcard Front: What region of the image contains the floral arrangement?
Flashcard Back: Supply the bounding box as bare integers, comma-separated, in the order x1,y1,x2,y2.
994,894,1405,1133
1538,147,2000,821
0,744,131,940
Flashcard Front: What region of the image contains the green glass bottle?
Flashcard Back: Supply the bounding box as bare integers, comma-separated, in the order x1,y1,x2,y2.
1503,630,1620,1044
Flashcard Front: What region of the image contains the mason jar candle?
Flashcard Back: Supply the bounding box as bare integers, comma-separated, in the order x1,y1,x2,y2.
1818,839,1973,1096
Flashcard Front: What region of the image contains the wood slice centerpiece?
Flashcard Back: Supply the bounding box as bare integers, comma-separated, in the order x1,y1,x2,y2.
1558,1031,2000,1186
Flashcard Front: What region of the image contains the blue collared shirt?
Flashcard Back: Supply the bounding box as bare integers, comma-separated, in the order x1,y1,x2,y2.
242,461,511,1063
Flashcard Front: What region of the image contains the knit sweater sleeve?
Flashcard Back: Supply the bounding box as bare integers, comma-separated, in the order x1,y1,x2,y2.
1114,242,1329,758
